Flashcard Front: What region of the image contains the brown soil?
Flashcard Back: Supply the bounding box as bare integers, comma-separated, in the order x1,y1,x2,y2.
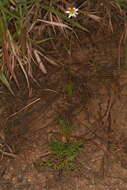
0,31,127,190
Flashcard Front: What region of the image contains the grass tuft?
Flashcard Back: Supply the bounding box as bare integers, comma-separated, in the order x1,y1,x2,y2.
0,0,126,94
42,140,83,170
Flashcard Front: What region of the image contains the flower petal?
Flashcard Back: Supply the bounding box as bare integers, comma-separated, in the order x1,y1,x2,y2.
65,7,78,18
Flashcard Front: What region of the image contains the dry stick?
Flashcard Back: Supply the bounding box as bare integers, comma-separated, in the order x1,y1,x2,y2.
101,96,114,126
96,84,115,127
118,30,124,68
100,97,114,178
40,151,51,158
101,112,112,179
0,149,17,158
7,98,40,119
124,23,127,69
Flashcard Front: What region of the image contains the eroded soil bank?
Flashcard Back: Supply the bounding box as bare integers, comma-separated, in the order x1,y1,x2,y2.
0,32,127,190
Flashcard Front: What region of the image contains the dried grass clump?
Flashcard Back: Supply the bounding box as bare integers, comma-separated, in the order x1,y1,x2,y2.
0,0,126,95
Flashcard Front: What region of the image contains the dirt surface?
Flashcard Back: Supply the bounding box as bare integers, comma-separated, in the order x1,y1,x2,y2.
1,31,127,190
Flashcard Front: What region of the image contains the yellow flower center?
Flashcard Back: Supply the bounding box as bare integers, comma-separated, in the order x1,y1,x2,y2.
69,8,76,14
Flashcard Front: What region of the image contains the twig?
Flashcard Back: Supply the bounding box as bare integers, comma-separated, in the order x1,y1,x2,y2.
0,149,17,158
7,98,40,119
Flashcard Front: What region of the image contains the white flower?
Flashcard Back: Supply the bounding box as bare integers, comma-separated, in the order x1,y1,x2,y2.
65,7,78,18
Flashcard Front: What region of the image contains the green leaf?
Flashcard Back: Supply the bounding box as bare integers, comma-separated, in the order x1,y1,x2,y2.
114,0,127,8
0,2,19,19
0,72,14,95
64,82,74,97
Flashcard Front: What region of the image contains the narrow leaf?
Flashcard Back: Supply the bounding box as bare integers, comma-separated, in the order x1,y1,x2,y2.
0,72,14,95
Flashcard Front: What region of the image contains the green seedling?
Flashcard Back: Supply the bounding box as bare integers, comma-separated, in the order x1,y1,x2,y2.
64,82,74,97
55,115,74,142
41,140,83,170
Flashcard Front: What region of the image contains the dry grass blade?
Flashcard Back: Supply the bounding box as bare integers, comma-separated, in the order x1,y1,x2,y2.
28,21,36,33
2,40,19,88
37,51,60,66
26,43,39,85
0,149,17,158
107,12,113,32
110,1,123,13
34,49,47,74
8,98,40,118
56,15,68,35
117,24,126,67
8,31,31,94
83,11,102,23
87,14,101,23
37,19,72,30
41,4,89,32
17,56,31,93
49,12,56,34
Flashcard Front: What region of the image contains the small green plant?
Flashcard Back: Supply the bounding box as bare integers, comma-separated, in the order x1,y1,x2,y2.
114,0,127,8
40,115,83,170
42,140,83,170
55,115,74,142
64,82,74,96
